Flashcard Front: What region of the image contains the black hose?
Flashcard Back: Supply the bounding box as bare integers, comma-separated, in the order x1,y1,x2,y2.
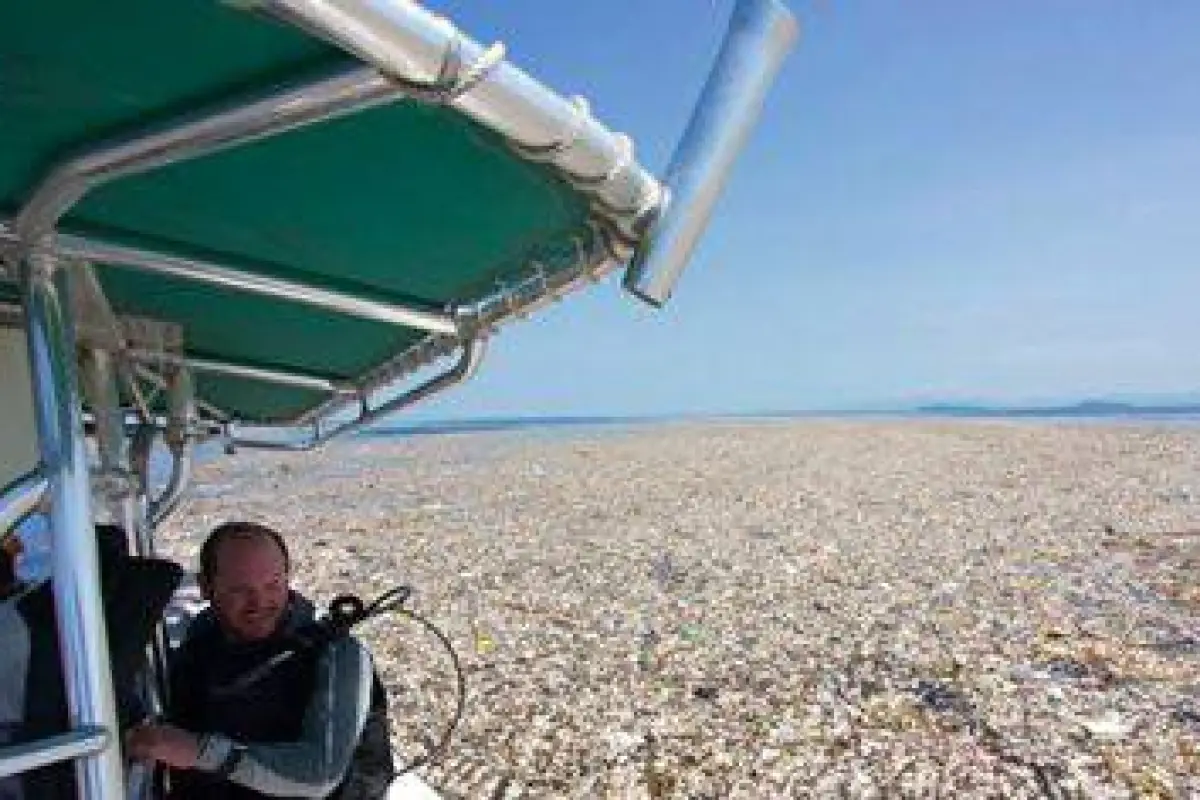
392,605,468,776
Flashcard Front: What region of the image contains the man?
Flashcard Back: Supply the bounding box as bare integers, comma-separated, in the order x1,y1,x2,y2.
127,521,393,799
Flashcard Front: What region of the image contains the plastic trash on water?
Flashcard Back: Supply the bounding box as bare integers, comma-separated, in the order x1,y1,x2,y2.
474,631,497,656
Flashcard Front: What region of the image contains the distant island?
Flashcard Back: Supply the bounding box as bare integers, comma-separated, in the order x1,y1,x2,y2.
914,400,1200,418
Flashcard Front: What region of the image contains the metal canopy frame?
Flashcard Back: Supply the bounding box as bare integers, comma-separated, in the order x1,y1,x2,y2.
8,255,125,795
0,0,796,444
1,0,671,442
0,225,459,335
0,1,796,797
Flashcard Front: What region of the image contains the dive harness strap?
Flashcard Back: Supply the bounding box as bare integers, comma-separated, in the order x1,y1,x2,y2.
211,586,412,697
206,584,467,777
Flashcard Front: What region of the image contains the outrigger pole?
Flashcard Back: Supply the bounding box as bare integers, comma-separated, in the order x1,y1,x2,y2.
626,0,798,305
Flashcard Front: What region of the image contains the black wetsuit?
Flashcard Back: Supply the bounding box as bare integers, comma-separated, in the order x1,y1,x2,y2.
167,598,386,799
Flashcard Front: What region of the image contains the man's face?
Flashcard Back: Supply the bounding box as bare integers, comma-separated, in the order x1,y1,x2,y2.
203,534,289,642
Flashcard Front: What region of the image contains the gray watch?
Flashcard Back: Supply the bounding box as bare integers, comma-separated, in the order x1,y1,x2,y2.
213,742,247,779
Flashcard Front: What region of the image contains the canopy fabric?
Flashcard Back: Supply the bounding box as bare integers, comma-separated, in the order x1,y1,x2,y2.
0,0,606,422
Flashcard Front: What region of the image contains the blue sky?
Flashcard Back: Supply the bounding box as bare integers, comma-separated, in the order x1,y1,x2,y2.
413,0,1200,418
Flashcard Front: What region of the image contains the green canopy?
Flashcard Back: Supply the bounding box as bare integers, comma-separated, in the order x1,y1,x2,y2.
0,0,644,424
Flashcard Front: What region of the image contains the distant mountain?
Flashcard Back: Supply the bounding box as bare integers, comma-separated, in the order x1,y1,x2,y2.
915,399,1200,418
1089,391,1200,407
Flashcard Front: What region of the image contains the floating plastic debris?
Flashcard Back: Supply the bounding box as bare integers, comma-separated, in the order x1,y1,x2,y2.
910,680,967,714
474,631,497,656
637,623,660,672
651,552,675,590
156,419,1200,796
1078,710,1132,742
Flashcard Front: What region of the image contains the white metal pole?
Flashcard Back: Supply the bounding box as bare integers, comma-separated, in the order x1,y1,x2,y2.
625,0,798,306
20,249,124,798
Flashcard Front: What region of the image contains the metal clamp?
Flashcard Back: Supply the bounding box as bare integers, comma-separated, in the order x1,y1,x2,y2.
390,39,506,104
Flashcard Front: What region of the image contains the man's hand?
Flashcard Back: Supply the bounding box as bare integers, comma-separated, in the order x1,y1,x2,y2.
125,723,200,769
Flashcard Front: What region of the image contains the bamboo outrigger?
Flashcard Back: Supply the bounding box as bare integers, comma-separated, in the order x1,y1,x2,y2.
0,1,795,796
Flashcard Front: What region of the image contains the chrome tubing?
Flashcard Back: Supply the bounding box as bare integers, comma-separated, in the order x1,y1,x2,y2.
624,0,797,307
13,2,665,247
127,349,357,396
358,336,485,422
254,0,663,239
288,223,618,432
148,366,195,529
221,430,316,453
127,423,156,548
14,67,401,241
134,365,230,423
75,264,156,425
19,248,124,797
0,224,457,336
0,727,110,780
0,467,49,536
233,336,485,450
141,367,195,722
248,246,617,442
79,347,141,537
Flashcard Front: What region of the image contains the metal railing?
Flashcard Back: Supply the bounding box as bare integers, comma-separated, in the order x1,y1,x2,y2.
15,250,125,797
0,728,111,780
